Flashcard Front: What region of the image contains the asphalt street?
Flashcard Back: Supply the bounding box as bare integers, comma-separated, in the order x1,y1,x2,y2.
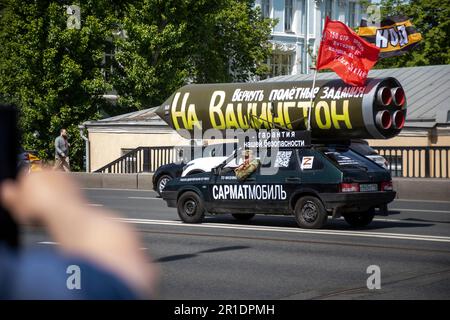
23,188,450,300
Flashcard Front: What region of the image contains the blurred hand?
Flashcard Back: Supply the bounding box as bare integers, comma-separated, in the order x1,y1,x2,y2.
0,170,157,297
0,170,84,224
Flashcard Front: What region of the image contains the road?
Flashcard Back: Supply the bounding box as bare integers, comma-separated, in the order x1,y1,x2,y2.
23,188,450,300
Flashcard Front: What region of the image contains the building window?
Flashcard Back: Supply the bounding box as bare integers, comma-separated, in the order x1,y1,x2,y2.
299,0,306,34
269,53,293,77
261,0,270,18
325,0,333,19
103,40,115,82
103,28,127,82
349,2,357,28
285,0,293,31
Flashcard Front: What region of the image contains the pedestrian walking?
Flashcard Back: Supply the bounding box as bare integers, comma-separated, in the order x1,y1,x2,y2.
54,128,70,172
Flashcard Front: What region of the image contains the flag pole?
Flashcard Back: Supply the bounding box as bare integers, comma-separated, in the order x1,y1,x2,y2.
307,17,327,132
306,66,317,131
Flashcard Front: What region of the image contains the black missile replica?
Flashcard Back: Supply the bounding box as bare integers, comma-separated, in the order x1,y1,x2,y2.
155,77,406,140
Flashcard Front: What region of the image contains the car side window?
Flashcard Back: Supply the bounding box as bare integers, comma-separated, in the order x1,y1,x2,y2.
261,149,298,171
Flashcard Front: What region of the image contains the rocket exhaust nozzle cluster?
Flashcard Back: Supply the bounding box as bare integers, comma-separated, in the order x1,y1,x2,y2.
374,85,406,132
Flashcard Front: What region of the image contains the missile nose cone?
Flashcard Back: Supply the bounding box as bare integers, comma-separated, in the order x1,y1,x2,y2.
154,103,172,127
155,104,164,118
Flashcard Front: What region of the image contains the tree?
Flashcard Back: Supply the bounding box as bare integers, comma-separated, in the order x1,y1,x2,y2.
374,0,450,68
0,0,273,170
0,0,125,170
112,0,275,108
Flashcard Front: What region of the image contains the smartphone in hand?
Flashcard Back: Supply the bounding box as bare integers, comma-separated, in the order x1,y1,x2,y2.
0,103,20,248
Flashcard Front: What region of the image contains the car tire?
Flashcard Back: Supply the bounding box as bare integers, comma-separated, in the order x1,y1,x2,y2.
156,175,172,195
343,209,375,228
231,214,255,221
294,196,328,229
177,191,205,223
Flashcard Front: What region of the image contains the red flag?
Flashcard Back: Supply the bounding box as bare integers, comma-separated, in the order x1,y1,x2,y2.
316,17,380,86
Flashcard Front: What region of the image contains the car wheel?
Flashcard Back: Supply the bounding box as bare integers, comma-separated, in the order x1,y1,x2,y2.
294,196,328,229
231,214,255,221
157,175,171,195
343,209,375,228
177,191,205,223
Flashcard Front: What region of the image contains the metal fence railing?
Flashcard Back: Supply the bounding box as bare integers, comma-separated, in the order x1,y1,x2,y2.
95,145,450,178
373,146,450,178
94,146,182,173
94,144,237,174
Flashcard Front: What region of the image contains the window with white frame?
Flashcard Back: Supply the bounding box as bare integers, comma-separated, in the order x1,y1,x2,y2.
261,0,270,18
285,0,293,31
324,0,333,19
103,40,115,82
299,0,306,34
269,53,293,77
348,1,356,28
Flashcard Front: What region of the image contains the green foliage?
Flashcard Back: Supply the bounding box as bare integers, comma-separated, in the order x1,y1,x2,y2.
0,0,273,170
374,0,450,68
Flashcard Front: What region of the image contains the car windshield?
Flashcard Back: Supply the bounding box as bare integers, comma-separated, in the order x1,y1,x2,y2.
205,143,237,157
319,146,380,171
217,146,242,168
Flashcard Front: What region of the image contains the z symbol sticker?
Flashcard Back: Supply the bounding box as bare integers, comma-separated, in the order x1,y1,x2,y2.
301,156,314,170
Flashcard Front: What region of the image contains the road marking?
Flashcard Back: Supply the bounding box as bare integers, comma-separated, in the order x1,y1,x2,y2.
128,196,162,200
38,241,58,245
389,208,450,214
83,189,450,204
373,218,403,222
368,218,449,225
394,199,450,204
116,218,450,243
38,241,147,250
82,187,156,192
88,203,104,207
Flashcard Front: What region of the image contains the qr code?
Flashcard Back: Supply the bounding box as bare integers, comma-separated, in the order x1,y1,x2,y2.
274,151,292,168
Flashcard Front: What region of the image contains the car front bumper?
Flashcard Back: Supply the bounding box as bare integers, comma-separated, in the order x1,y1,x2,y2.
161,190,178,207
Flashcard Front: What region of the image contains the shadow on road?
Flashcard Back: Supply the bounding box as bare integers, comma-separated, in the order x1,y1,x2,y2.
203,213,434,231
154,245,249,263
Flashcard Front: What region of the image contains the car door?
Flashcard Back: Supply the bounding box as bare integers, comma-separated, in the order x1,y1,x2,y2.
208,166,258,214
252,149,301,214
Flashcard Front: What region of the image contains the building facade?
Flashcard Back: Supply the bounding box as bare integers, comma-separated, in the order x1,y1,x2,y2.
257,0,363,77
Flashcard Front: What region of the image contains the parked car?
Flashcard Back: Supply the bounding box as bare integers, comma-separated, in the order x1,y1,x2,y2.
152,143,236,195
349,140,389,169
18,149,42,173
182,156,227,177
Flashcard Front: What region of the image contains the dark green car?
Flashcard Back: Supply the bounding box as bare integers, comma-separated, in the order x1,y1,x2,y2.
160,144,396,229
